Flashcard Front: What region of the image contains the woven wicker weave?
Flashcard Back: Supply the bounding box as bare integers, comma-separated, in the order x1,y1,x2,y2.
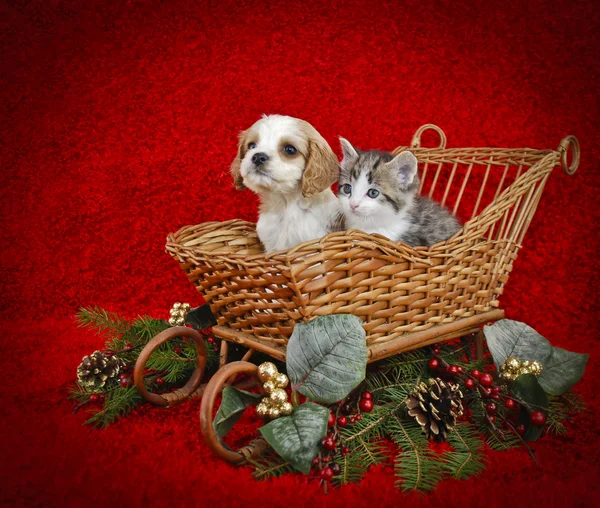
166,125,579,362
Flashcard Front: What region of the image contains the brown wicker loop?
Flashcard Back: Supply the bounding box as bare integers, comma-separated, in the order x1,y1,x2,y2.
558,135,580,175
133,326,207,407
200,361,266,464
411,124,447,149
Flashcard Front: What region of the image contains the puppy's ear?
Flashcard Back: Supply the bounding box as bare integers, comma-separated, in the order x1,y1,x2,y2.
301,133,340,198
385,150,419,189
230,130,248,191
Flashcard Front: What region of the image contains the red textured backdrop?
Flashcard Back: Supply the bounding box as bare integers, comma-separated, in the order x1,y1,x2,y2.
2,0,599,506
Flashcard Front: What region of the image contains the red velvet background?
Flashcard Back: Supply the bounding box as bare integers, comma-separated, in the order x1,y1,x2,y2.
2,0,599,506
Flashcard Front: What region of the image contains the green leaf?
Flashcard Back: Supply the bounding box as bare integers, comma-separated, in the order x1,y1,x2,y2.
510,374,549,442
483,319,553,369
537,347,588,395
258,402,329,474
287,314,367,404
213,387,262,438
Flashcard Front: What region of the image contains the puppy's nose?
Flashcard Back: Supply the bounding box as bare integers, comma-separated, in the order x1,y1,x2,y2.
251,152,269,166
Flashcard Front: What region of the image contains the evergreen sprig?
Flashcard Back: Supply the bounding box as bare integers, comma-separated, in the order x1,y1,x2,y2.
387,413,444,492
72,306,219,427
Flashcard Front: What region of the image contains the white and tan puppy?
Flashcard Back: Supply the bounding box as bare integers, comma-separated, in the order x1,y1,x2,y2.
230,115,341,252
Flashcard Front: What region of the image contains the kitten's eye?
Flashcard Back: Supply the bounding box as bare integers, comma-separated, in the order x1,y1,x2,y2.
283,145,297,155
248,142,256,150
341,184,352,194
367,189,380,198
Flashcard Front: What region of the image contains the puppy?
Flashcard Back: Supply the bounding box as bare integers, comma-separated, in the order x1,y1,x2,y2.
230,115,341,252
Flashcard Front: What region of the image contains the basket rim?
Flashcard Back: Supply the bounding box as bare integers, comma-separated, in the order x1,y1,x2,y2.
166,143,564,263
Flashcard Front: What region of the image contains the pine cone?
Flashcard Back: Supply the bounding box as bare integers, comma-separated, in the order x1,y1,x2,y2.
405,378,464,441
77,350,124,390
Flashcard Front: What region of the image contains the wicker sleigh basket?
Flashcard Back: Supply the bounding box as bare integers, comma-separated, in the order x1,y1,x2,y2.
165,125,580,363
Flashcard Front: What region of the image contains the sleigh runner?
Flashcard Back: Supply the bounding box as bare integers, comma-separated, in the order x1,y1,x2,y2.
132,124,580,464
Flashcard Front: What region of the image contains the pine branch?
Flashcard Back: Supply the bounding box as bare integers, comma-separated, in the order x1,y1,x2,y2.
248,451,295,480
84,386,143,429
387,413,444,492
443,422,486,479
76,306,131,338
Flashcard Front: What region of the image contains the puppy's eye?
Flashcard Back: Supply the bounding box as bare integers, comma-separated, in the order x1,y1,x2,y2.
283,145,297,156
341,184,352,195
367,189,380,198
248,142,257,150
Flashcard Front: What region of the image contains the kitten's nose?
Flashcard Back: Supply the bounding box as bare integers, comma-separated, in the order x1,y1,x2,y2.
251,152,269,166
350,201,359,211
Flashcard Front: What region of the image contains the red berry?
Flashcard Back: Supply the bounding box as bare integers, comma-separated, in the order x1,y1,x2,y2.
359,399,374,413
174,346,182,355
355,414,362,421
465,378,475,389
471,370,481,379
488,415,496,424
330,463,341,475
120,376,132,388
119,372,129,380
491,393,500,400
328,411,336,427
320,467,334,482
341,446,350,456
479,373,494,387
341,404,352,415
362,391,373,400
486,402,497,414
530,411,547,426
447,365,459,375
207,337,215,344
464,408,473,419
337,416,348,427
349,417,356,424
312,457,320,466
322,456,330,463
99,394,106,403
321,437,336,450
505,399,516,409
483,387,492,398
428,358,440,370
515,424,526,435
156,377,165,386
492,386,500,393
433,346,441,354
458,366,464,373
89,393,100,404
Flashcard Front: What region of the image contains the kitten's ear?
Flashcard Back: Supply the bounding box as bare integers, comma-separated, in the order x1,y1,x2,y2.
339,137,359,162
230,129,248,191
301,130,340,198
386,150,419,189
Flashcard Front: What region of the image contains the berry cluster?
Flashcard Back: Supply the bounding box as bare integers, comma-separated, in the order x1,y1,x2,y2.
428,348,547,438
311,390,374,484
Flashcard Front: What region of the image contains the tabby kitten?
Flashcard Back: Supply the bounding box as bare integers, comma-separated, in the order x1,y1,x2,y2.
338,139,461,246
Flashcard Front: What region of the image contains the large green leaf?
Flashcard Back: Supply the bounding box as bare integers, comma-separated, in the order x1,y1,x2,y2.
510,374,549,442
483,319,553,369
258,402,329,474
287,314,367,404
213,387,263,438
537,347,588,395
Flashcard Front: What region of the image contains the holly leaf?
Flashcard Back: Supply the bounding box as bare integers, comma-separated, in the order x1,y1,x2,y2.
286,314,367,404
483,320,553,369
537,347,588,395
510,374,549,442
258,402,329,474
213,386,263,438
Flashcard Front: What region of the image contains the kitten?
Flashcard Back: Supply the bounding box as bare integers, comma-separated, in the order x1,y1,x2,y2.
337,139,461,246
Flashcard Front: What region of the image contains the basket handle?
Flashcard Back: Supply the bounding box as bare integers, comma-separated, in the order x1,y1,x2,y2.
200,361,269,464
133,326,207,407
411,124,447,149
558,135,580,175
